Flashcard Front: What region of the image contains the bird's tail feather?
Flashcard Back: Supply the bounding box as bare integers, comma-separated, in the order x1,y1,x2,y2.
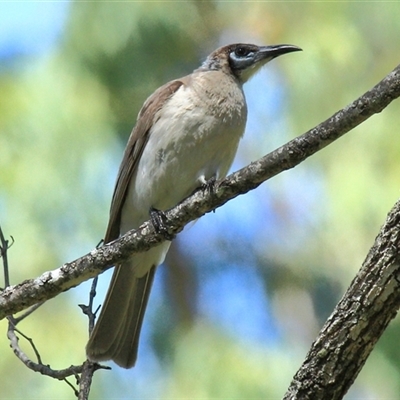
86,259,156,368
112,266,156,368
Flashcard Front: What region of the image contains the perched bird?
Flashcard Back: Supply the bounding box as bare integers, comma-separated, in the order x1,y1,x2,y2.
86,42,301,368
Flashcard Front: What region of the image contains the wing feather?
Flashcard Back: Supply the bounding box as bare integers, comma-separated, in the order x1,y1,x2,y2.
104,79,185,243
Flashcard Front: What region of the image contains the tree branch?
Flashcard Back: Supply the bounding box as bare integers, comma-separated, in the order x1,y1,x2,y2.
283,197,400,399
0,64,399,320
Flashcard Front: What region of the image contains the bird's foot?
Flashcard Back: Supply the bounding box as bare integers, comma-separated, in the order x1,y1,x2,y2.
150,207,175,241
199,176,218,213
201,175,217,195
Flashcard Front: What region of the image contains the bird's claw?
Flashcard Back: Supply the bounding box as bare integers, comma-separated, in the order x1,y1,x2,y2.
149,207,175,240
201,175,217,195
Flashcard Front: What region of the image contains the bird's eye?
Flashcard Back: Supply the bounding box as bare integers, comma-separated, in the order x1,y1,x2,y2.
234,46,250,58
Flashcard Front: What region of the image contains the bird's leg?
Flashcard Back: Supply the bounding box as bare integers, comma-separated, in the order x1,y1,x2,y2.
198,175,218,213
149,207,176,241
198,174,217,195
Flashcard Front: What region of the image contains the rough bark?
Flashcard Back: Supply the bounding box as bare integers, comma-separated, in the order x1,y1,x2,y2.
283,199,400,399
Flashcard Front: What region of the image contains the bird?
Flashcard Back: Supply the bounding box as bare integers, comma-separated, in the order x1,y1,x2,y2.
86,42,301,368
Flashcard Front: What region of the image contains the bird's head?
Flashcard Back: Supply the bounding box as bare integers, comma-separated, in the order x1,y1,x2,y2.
201,43,302,83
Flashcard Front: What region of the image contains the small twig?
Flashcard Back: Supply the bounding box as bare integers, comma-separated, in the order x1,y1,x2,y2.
79,239,103,334
79,277,100,335
0,225,14,288
7,313,109,397
76,238,108,400
8,319,43,363
0,226,88,397
64,377,80,398
12,302,44,324
88,277,100,334
7,317,84,379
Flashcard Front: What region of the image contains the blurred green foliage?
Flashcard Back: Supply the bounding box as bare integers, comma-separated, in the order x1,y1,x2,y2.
1,2,400,399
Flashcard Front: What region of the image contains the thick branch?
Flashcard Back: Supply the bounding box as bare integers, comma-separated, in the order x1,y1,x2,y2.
0,64,399,320
283,198,400,399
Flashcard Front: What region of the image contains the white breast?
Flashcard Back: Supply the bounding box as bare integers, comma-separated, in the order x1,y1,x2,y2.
121,70,247,233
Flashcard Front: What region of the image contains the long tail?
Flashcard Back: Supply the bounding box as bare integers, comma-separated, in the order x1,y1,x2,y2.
86,259,156,368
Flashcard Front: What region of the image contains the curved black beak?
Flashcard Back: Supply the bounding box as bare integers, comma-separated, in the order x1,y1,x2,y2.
256,44,302,62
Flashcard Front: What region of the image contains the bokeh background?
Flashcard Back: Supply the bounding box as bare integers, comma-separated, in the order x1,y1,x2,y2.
1,2,400,399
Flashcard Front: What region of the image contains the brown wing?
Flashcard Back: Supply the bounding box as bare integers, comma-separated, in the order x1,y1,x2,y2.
104,79,185,244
